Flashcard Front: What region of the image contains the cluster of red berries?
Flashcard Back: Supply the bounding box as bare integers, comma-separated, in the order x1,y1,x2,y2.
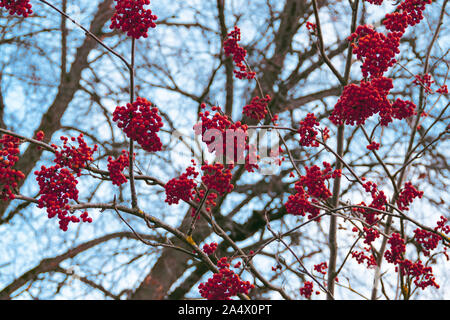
191,188,218,216
285,184,319,219
0,135,25,201
223,26,255,80
384,232,405,264
299,162,339,200
413,216,449,256
195,104,257,170
285,163,340,220
243,95,271,121
385,232,439,289
348,25,401,79
201,162,234,195
396,182,423,211
400,259,439,290
202,242,218,255
107,150,129,186
413,74,434,93
165,161,199,205
35,164,83,231
0,0,32,17
53,134,97,176
414,228,440,257
113,97,163,153
352,181,387,225
436,85,448,94
306,22,316,32
384,0,432,35
362,226,380,245
198,257,254,300
35,130,45,141
110,0,157,39
313,262,328,275
364,0,383,4
352,249,378,268
366,141,380,151
34,134,98,231
298,113,320,147
391,98,417,120
330,77,394,126
299,281,314,299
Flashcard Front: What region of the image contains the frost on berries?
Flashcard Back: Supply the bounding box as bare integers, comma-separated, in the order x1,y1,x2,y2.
110,0,157,39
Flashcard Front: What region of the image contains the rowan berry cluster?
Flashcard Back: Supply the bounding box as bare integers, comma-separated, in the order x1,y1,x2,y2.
195,104,257,170
352,249,378,268
285,185,319,219
223,26,255,80
113,97,163,153
414,228,440,257
0,135,25,201
35,130,45,141
107,150,130,186
35,164,84,231
306,22,316,31
34,134,97,230
348,25,401,79
330,77,394,126
0,0,32,17
436,85,448,94
53,134,98,176
298,113,320,147
366,141,380,151
191,188,218,216
313,262,328,275
396,182,423,211
299,281,314,299
353,181,387,226
243,95,271,121
413,74,434,93
110,0,157,39
385,232,439,289
384,233,405,264
202,242,218,255
364,0,383,4
165,161,199,205
413,216,449,256
395,0,432,29
362,226,380,245
299,162,338,200
198,257,254,300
